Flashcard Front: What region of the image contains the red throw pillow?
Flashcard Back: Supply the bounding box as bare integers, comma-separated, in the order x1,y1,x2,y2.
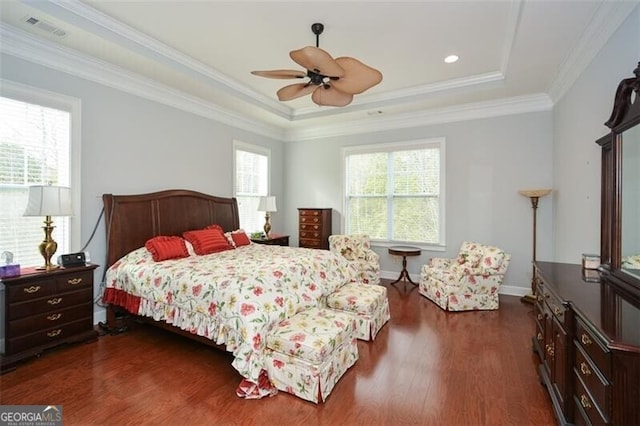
205,224,224,233
183,228,232,255
231,231,251,247
145,236,190,262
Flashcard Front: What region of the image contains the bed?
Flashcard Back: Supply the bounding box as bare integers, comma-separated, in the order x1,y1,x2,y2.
101,189,357,395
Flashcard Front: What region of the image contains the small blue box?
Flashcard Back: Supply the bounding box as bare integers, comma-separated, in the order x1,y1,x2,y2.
0,264,20,278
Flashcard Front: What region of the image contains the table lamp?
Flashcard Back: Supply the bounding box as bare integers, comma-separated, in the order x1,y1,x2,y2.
257,196,277,238
23,185,72,270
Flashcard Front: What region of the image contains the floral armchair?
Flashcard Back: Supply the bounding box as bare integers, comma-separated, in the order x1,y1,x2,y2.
418,241,510,311
329,234,380,285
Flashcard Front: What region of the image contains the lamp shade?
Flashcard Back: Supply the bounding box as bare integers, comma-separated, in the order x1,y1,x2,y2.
23,185,73,217
518,189,552,198
257,196,277,212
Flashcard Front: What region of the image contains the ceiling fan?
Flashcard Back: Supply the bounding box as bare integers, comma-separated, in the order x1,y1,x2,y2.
251,23,383,107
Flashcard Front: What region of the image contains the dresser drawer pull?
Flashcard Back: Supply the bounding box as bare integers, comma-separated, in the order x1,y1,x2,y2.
537,313,543,321
47,329,62,338
537,295,544,302
580,362,591,376
68,277,83,285
581,333,592,345
47,297,63,305
536,332,543,342
546,343,554,358
553,306,562,316
313,218,319,223
47,313,62,321
24,285,42,294
580,394,592,409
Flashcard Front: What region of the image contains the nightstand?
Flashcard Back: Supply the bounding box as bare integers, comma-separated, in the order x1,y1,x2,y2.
1,264,99,373
251,233,289,246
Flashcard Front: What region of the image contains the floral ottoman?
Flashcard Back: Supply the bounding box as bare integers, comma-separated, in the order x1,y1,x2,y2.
325,282,390,341
264,307,359,403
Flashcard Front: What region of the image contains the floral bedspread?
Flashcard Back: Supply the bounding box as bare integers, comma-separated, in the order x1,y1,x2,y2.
103,243,358,385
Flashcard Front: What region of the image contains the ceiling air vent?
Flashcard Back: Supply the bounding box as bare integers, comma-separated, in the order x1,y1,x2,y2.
23,16,67,38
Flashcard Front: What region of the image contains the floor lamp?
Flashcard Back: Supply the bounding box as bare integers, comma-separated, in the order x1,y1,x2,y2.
519,189,552,304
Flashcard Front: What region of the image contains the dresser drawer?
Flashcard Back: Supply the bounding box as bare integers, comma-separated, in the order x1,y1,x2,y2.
56,270,93,292
6,278,56,302
574,372,609,425
539,284,567,324
574,343,610,420
300,238,324,248
299,223,323,232
575,317,610,380
299,230,322,240
6,318,93,354
7,288,93,321
299,209,323,217
7,304,93,336
299,216,323,225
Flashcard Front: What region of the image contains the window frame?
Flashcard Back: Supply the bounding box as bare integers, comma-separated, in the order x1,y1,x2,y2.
0,79,82,261
342,138,446,251
232,140,271,233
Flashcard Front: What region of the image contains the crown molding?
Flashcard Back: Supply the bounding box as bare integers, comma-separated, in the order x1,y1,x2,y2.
1,24,285,140
284,93,553,141
547,1,639,103
24,0,294,120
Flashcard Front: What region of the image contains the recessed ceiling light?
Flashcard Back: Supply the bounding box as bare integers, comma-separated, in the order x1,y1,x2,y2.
444,55,459,64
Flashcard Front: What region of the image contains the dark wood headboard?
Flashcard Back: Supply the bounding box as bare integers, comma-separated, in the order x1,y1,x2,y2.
103,189,240,268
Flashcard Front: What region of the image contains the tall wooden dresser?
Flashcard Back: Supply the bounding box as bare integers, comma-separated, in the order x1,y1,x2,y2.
1,264,98,372
298,208,332,249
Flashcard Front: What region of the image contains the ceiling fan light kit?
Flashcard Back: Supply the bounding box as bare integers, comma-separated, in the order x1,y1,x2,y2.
251,23,382,107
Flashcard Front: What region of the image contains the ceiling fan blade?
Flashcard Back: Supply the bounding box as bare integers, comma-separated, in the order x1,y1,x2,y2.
251,69,307,79
277,83,317,101
331,57,383,94
311,85,354,107
290,46,344,78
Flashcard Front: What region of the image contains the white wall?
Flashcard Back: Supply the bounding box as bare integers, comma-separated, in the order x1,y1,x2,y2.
284,112,554,293
1,54,285,323
552,7,640,263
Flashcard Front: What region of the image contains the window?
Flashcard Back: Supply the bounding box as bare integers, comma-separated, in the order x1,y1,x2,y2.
0,81,80,267
343,139,445,247
233,141,270,233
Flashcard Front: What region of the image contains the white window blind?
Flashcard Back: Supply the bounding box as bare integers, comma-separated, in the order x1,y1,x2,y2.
0,95,71,267
344,139,444,245
234,143,269,233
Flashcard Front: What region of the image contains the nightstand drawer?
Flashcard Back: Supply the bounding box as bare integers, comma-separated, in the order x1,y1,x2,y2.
8,288,93,320
56,271,93,292
6,318,93,354
7,304,93,336
7,279,56,303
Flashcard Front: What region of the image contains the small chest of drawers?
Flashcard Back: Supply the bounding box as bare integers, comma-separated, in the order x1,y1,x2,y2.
1,264,98,372
298,208,332,249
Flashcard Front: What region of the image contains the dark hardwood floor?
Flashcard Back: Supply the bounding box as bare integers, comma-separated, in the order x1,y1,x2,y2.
1,279,555,425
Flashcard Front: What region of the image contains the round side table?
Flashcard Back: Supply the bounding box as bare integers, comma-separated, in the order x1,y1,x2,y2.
388,245,421,285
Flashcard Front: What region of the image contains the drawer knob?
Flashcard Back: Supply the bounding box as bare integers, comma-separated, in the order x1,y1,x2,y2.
537,295,543,302
47,297,63,305
24,285,41,294
580,394,592,409
68,277,83,285
47,313,62,321
537,313,543,321
581,333,592,345
580,362,591,376
553,306,562,316
47,329,62,338
536,332,543,341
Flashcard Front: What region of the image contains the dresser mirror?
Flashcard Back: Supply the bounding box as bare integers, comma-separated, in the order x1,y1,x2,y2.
622,123,640,280
601,61,640,304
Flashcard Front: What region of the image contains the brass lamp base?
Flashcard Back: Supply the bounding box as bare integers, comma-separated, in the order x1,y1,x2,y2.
263,212,272,239
36,215,60,271
520,294,536,304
